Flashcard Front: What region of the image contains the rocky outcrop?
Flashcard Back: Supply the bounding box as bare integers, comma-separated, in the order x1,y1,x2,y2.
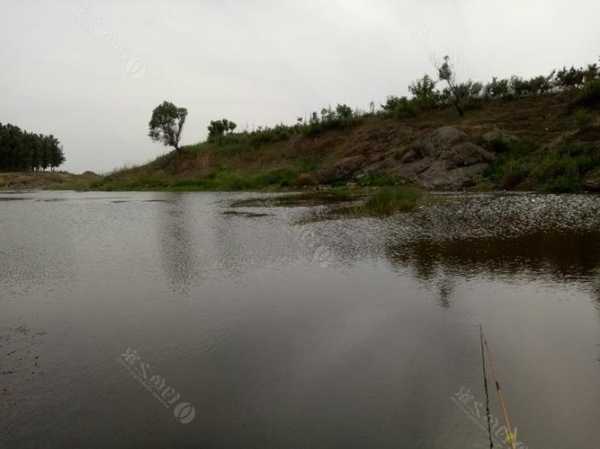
481,129,520,150
317,156,365,183
385,127,496,190
583,168,600,192
315,126,502,190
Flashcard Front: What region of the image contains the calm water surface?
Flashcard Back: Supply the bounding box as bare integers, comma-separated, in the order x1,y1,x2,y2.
1,191,599,449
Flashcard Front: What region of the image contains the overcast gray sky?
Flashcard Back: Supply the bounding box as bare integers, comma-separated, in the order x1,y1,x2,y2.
1,0,599,173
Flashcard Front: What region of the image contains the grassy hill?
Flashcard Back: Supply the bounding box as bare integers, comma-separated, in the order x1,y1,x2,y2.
94,90,600,193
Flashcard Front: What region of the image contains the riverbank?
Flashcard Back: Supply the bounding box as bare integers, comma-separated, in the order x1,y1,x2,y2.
0,171,100,191
3,90,600,195
89,91,600,194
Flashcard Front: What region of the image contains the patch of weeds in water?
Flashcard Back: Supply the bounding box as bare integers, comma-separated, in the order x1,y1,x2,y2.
230,188,357,208
340,187,424,217
297,186,428,221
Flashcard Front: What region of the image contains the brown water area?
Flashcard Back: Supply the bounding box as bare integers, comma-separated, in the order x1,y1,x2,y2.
1,191,599,449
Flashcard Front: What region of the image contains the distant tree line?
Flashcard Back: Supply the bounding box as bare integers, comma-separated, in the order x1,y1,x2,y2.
0,122,65,171
382,56,600,118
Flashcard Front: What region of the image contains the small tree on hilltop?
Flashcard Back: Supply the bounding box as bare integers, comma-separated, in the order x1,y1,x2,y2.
227,120,237,134
148,101,188,152
438,55,466,116
207,119,237,143
409,74,439,109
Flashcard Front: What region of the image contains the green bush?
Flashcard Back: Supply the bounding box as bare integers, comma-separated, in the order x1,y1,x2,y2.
409,75,440,109
362,187,421,216
575,109,593,129
254,168,298,187
528,143,600,192
484,77,510,99
499,159,530,189
381,96,417,119
357,174,405,187
576,80,600,108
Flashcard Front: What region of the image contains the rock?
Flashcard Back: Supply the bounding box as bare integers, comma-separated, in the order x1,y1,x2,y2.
583,168,600,192
296,173,318,187
441,142,495,169
400,149,420,163
317,155,365,183
419,162,489,190
383,127,495,190
410,126,468,158
332,126,496,191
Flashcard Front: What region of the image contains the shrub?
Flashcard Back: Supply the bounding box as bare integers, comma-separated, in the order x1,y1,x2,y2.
499,159,530,189
574,109,593,129
356,174,405,187
529,73,554,95
208,119,237,143
555,66,585,89
362,187,421,216
409,75,440,109
452,81,484,110
484,77,510,99
576,80,600,109
254,168,298,187
381,96,417,119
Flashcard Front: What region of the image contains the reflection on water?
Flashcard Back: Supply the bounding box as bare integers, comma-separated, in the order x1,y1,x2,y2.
1,191,600,449
157,196,195,294
387,230,600,280
386,230,600,309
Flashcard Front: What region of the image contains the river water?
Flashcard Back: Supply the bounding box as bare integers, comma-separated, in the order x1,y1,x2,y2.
1,191,599,449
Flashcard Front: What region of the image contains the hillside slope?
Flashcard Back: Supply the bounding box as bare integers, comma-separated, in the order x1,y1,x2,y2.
91,91,600,192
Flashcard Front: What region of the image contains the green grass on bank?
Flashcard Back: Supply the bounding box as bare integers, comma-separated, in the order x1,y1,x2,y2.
360,187,423,215
93,167,305,192
484,129,600,193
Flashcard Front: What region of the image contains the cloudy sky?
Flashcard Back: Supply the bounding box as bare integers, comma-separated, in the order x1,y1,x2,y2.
2,0,599,172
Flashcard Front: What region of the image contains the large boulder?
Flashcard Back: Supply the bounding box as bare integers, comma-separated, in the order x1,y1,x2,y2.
317,155,366,183
410,126,468,158
583,168,600,192
419,162,488,190
441,142,495,169
378,127,494,190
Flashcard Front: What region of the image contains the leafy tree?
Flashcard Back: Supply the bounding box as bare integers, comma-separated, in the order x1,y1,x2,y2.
529,72,555,95
207,119,237,143
381,96,417,118
485,77,510,99
336,104,353,121
148,101,188,152
409,74,439,109
555,66,585,89
584,64,599,82
438,56,466,116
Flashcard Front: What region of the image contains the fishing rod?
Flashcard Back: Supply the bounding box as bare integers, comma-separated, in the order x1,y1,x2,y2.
481,327,518,449
480,325,494,449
